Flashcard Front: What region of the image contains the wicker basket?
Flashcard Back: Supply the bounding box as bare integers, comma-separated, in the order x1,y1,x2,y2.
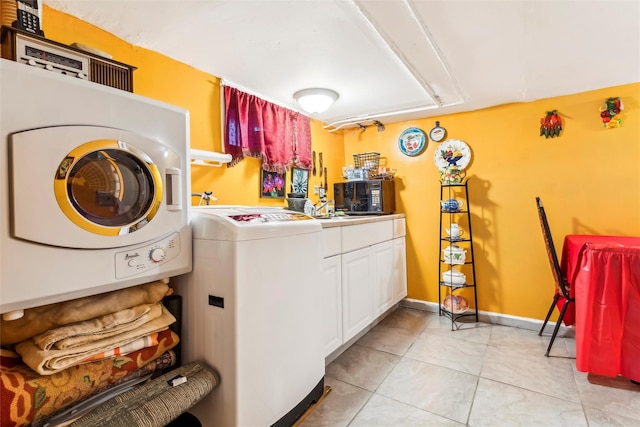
1,0,18,28
353,152,380,171
0,0,18,58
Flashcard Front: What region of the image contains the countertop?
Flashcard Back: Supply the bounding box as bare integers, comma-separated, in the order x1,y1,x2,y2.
313,213,405,228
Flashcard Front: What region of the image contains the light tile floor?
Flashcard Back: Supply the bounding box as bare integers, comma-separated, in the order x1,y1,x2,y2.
300,307,640,427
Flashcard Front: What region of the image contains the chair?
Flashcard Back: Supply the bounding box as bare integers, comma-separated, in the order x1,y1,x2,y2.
536,197,574,356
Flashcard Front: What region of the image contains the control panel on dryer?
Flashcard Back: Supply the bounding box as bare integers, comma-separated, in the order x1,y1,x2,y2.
115,232,181,279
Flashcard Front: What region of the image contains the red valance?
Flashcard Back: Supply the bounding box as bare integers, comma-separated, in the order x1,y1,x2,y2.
224,86,312,174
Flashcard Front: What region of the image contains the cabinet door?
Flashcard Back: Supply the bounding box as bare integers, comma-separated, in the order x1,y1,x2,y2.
372,240,394,317
393,237,408,302
322,255,342,357
341,248,373,342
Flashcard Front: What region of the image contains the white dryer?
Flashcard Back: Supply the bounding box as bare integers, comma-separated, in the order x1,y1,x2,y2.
176,206,325,427
0,59,192,315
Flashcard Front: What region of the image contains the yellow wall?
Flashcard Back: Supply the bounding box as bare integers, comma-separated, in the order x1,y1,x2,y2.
42,6,639,322
41,6,344,208
343,86,640,320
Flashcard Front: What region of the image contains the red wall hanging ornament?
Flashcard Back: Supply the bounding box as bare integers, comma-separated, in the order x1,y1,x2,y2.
599,97,623,129
539,110,562,138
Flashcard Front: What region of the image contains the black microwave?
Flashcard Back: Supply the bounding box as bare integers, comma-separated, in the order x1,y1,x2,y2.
334,180,395,214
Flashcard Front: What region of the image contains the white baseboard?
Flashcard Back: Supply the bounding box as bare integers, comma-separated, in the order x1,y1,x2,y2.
401,298,575,338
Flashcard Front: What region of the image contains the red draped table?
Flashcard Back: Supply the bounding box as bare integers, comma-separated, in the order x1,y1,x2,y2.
561,235,640,381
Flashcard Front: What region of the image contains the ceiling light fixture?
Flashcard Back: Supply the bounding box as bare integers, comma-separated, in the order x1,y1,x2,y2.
293,88,339,115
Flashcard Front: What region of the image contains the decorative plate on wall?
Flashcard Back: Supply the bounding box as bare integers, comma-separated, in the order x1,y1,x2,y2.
429,121,447,142
434,139,472,171
398,127,427,157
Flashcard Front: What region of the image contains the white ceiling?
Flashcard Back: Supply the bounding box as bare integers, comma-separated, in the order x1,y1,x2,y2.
44,0,640,131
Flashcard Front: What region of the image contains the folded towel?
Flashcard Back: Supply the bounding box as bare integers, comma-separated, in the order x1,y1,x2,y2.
1,280,170,345
15,305,176,375
32,303,163,351
82,332,160,363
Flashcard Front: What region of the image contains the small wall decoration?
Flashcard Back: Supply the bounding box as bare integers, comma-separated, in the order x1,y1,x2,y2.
599,97,623,129
429,121,447,142
290,167,309,197
398,127,427,157
260,169,285,198
539,110,562,138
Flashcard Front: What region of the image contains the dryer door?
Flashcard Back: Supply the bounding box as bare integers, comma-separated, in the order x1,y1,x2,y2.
54,139,162,236
10,126,185,249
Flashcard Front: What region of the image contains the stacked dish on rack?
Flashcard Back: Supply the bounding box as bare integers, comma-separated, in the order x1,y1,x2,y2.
443,295,469,314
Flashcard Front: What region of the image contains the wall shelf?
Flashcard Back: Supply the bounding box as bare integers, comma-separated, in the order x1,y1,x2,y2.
190,149,232,167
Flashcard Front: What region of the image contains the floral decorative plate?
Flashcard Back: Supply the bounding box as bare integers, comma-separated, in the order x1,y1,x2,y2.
398,127,427,157
434,139,471,171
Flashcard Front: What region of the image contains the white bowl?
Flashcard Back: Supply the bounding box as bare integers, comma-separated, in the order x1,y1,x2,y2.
442,269,466,285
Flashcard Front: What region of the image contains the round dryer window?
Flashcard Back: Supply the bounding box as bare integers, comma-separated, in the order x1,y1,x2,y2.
54,140,163,236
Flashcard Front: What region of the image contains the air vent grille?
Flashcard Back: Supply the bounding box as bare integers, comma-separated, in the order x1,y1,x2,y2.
89,59,133,92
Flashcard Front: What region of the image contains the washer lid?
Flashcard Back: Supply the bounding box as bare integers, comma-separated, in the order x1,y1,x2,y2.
191,206,321,241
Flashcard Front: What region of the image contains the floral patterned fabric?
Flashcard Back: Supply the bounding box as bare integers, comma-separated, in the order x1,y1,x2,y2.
0,329,179,427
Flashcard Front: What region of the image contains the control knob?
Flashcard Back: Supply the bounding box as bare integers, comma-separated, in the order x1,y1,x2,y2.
149,247,166,263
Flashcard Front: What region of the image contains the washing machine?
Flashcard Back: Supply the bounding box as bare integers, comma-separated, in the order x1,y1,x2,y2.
0,59,192,316
176,206,325,427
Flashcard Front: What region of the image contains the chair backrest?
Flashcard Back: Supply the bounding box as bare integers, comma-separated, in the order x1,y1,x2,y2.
535,197,570,299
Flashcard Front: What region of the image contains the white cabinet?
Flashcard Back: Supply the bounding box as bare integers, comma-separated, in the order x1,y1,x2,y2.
372,240,395,317
320,216,407,359
393,236,407,302
341,221,393,253
341,248,373,343
341,239,398,343
321,254,342,356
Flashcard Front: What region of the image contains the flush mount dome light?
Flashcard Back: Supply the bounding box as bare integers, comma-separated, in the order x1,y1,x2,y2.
293,88,339,114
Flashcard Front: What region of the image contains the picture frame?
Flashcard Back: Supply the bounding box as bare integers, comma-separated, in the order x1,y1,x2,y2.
260,169,286,199
290,167,309,197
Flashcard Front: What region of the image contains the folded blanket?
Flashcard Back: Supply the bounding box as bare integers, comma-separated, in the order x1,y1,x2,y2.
82,331,160,363
0,280,170,345
33,302,163,351
31,350,178,427
1,330,179,427
15,306,176,375
69,361,219,427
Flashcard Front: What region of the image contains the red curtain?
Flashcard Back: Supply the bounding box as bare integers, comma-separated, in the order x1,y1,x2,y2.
224,86,312,174
574,243,640,380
